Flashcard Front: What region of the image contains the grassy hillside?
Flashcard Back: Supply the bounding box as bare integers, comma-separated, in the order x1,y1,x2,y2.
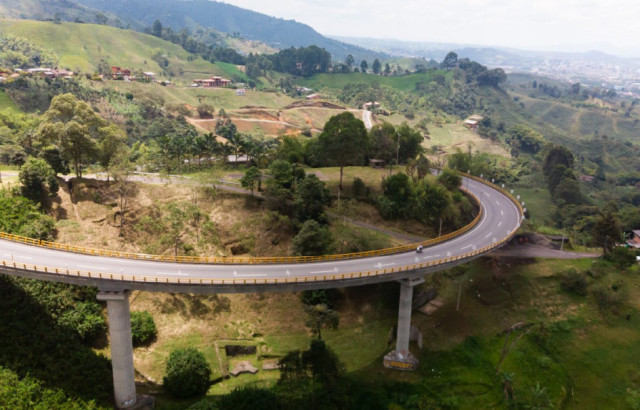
298,71,445,93
0,90,21,113
0,19,246,83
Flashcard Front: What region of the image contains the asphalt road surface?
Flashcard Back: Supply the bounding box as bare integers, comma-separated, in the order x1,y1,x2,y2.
0,175,522,292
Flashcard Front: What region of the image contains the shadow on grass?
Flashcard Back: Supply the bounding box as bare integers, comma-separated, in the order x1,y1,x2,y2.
0,276,113,404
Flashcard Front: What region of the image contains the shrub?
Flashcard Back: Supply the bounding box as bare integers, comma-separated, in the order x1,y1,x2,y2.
351,177,367,198
163,348,211,398
58,301,106,341
592,282,628,312
559,268,588,296
291,220,332,256
130,311,157,346
606,247,637,270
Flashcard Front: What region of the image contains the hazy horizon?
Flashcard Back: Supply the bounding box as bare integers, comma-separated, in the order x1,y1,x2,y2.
218,0,640,58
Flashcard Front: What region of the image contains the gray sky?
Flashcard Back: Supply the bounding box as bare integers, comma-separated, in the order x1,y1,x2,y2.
220,0,639,56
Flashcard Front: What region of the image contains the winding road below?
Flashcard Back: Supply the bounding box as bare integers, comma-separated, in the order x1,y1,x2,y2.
0,173,522,293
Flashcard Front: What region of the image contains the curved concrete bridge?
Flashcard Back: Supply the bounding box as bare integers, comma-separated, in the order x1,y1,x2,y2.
0,173,523,408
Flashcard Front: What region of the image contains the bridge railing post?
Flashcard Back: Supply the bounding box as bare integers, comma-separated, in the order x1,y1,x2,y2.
97,290,137,409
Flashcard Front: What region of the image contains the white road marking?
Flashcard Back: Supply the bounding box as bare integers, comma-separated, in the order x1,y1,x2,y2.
78,264,107,270
496,200,500,206
415,257,420,263
157,272,190,276
498,221,503,227
311,267,338,274
422,254,440,260
374,262,395,269
446,251,452,257
484,232,493,239
461,245,473,250
286,270,291,276
501,210,504,216
235,273,267,277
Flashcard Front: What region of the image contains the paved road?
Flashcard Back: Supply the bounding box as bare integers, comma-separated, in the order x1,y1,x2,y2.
0,175,522,292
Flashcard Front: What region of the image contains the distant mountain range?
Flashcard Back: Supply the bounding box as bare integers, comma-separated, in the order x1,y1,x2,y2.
73,0,385,62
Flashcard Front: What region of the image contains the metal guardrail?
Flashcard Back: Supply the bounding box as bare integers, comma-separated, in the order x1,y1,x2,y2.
0,230,516,285
0,171,523,285
0,182,488,265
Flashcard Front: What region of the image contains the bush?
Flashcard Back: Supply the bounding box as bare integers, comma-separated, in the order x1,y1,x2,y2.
163,348,211,398
58,301,106,341
291,220,332,256
130,311,157,346
606,247,637,270
217,386,281,410
559,268,588,296
592,282,628,312
351,177,367,198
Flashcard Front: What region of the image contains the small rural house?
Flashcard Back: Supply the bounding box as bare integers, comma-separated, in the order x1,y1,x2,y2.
193,76,232,87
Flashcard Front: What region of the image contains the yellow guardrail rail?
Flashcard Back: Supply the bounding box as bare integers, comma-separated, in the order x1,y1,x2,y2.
0,171,522,266
0,223,518,286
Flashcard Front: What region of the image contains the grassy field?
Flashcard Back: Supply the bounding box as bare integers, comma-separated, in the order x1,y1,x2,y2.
0,19,245,84
298,70,450,93
0,90,21,113
426,123,511,158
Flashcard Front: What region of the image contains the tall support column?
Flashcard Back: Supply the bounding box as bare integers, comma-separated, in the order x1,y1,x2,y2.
383,278,423,370
98,290,137,409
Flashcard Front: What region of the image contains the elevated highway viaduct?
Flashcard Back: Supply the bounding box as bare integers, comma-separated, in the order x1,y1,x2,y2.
0,173,523,408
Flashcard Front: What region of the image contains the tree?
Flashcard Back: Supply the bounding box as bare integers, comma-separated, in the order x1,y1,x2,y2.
163,348,211,398
368,122,396,165
360,60,368,73
291,220,332,256
442,51,458,69
98,124,127,180
345,54,354,69
318,112,368,192
130,311,157,346
152,20,163,37
241,166,261,196
592,211,621,254
396,123,424,163
293,174,330,223
19,157,59,203
304,304,339,340
372,59,381,74
438,168,462,191
95,13,108,25
197,103,214,119
543,145,574,178
416,154,430,181
384,63,391,75
38,94,114,177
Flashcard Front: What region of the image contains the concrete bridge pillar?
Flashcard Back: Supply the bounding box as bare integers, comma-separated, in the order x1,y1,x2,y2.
98,290,137,409
383,277,424,370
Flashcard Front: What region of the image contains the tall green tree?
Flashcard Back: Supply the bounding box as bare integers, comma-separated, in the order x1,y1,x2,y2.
318,112,368,192
360,60,368,73
38,94,123,178
293,174,330,223
592,211,621,254
372,58,381,74
240,166,261,196
19,157,59,203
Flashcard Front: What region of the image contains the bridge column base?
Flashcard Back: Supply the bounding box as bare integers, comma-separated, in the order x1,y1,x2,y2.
384,278,424,371
98,290,137,409
383,350,419,370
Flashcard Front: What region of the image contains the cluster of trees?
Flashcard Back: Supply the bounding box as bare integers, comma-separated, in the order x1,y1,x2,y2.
0,35,58,69
245,45,331,78
376,168,473,230
148,20,246,66
440,52,506,87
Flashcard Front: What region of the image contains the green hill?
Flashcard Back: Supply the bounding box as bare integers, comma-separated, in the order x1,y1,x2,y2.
0,19,246,83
